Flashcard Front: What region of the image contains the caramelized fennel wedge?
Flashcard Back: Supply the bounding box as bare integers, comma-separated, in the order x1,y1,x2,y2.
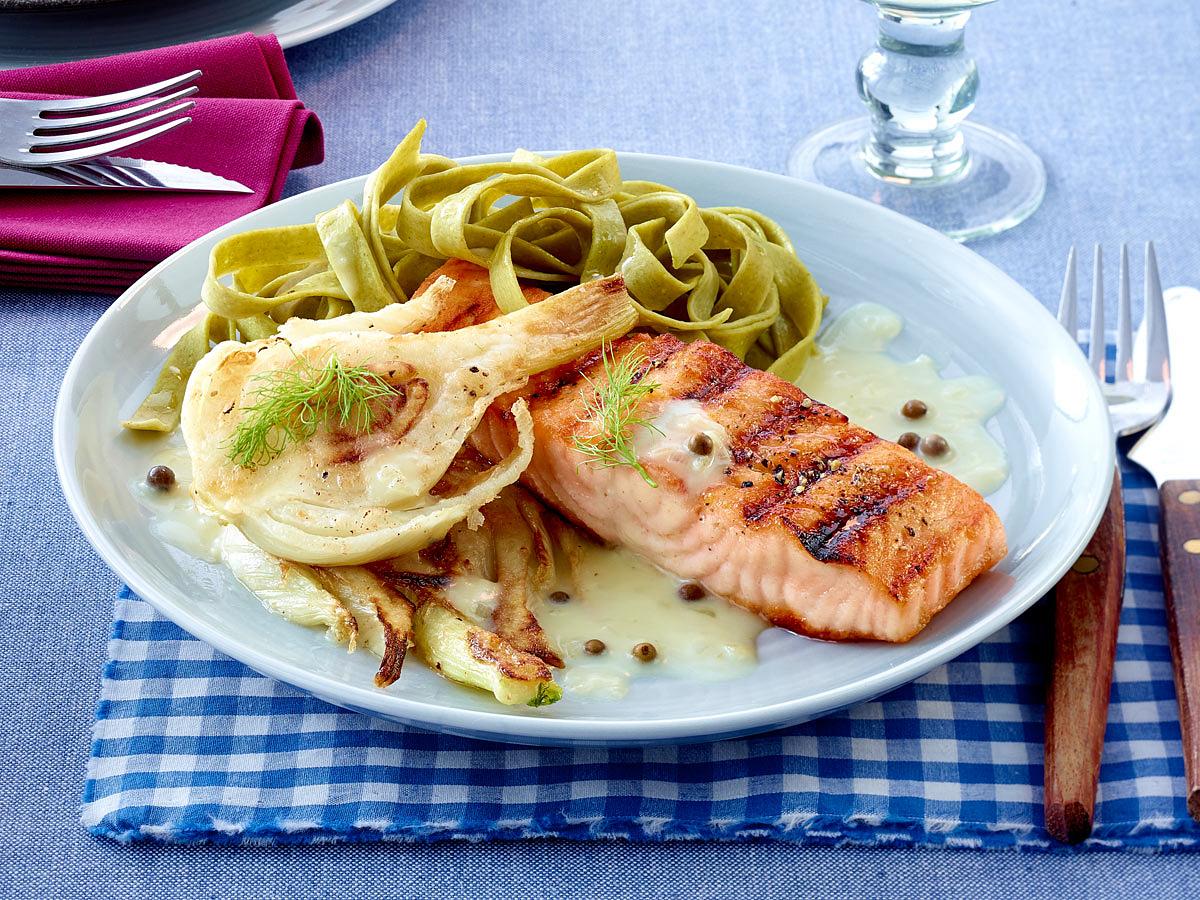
312,565,415,688
485,486,564,667
182,274,637,566
220,526,357,647
225,546,563,707
413,602,561,707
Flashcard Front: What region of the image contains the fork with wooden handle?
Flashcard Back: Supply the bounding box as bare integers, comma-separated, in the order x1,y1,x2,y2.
1043,244,1171,843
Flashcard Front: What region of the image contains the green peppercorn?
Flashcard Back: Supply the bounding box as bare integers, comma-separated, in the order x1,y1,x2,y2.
632,642,657,662
146,465,176,491
921,434,950,457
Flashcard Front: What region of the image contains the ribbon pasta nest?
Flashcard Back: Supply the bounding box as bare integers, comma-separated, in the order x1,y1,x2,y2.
125,120,827,433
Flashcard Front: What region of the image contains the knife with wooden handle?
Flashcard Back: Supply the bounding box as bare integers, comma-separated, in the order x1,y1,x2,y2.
1044,465,1125,844
1129,286,1200,823
1159,478,1200,821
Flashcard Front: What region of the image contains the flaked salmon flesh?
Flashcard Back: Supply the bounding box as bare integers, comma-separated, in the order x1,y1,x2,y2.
416,261,1007,642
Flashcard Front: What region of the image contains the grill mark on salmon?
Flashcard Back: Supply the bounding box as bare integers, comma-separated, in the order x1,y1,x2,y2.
780,469,934,567
412,261,1007,642
641,336,686,372
678,358,750,403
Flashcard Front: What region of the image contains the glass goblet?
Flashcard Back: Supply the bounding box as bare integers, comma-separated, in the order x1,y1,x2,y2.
789,0,1045,241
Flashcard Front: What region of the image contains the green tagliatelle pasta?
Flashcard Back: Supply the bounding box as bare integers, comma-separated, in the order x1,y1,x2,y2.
125,120,827,432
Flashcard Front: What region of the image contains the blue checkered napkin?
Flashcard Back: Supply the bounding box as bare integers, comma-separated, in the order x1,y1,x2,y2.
82,458,1200,850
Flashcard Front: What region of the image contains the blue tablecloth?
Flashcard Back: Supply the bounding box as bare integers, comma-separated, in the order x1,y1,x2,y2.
4,0,1200,896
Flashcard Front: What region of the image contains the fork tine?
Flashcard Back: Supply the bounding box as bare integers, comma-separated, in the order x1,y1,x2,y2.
1089,245,1105,381
33,86,198,132
17,116,190,166
1141,242,1170,383
26,101,195,150
29,70,201,113
1058,246,1078,334
1115,244,1133,382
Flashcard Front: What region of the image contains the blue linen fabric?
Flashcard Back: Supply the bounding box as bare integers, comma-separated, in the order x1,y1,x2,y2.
6,0,1200,896
80,459,1200,851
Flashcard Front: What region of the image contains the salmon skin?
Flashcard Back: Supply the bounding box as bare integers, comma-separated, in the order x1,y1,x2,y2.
417,261,1007,643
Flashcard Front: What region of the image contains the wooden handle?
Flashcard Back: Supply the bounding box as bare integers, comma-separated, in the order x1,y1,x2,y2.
1044,465,1126,843
1160,478,1200,822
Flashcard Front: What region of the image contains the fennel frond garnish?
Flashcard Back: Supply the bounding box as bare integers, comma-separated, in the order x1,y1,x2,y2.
528,681,563,707
571,341,660,487
226,353,400,468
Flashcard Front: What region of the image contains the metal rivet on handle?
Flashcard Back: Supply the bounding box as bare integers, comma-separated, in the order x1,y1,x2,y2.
1180,490,1200,505
1072,555,1101,574
1185,539,1200,555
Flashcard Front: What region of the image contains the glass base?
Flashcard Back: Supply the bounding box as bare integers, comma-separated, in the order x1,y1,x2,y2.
788,119,1046,242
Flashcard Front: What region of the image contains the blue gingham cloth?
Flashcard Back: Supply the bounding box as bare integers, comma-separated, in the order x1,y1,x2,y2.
82,456,1200,850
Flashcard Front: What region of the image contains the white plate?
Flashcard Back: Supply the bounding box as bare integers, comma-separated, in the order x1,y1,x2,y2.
54,153,1113,746
0,0,397,69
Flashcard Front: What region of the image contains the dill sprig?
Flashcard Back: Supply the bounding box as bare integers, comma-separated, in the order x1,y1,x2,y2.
527,681,562,707
226,353,400,469
570,341,661,487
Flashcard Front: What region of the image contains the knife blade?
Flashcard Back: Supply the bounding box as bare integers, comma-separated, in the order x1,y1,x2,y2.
0,156,253,193
1129,285,1200,823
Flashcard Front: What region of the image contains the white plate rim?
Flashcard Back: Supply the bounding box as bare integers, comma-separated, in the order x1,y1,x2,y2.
275,0,400,49
54,152,1114,744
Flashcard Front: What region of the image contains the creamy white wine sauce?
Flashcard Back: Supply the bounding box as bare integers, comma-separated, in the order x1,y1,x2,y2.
443,574,501,623
634,399,731,494
796,302,1008,495
531,542,765,700
132,431,223,562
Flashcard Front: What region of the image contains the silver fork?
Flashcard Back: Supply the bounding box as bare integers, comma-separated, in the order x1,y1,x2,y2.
1058,243,1170,435
1044,241,1171,844
0,70,200,167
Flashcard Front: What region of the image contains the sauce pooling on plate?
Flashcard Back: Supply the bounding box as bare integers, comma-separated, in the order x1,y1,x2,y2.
796,302,1008,495
133,432,223,563
530,542,765,700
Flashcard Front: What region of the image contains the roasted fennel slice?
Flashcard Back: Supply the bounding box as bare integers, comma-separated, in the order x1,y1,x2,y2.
413,602,561,707
373,455,564,668
480,485,563,667
223,525,413,687
182,274,637,565
312,565,414,688
220,526,358,646
224,524,561,704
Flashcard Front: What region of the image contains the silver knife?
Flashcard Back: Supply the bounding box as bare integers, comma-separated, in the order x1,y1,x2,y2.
0,155,252,193
1128,285,1200,823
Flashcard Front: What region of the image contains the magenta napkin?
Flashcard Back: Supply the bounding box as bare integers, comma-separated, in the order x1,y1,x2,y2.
0,33,324,294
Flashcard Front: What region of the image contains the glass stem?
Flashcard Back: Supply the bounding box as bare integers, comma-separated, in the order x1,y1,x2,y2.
857,8,979,184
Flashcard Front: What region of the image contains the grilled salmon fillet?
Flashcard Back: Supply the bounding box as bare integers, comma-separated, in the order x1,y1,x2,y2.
416,261,1007,642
